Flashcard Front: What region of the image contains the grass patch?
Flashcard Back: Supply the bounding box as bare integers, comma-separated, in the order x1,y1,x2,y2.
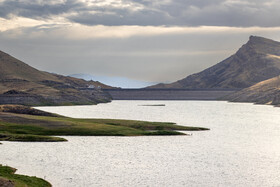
144,130,186,136
0,106,209,142
0,133,66,142
0,165,51,187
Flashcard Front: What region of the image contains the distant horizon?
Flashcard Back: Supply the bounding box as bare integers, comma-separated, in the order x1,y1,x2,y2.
69,73,160,88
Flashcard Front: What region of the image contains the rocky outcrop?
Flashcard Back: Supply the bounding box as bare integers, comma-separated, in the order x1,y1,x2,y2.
0,105,59,116
0,178,14,187
223,76,280,106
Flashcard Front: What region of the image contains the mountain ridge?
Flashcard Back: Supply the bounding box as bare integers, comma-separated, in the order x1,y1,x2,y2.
148,36,280,89
0,50,112,105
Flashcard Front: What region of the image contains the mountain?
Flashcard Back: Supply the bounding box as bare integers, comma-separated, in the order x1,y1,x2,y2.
223,76,280,106
70,73,158,88
148,36,280,89
0,50,112,105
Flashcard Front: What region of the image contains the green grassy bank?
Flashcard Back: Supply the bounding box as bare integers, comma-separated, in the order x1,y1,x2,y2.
0,105,209,142
0,105,209,187
0,165,51,187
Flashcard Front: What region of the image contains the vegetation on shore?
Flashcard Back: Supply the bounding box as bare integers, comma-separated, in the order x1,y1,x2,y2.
0,105,209,142
0,105,209,187
0,165,51,187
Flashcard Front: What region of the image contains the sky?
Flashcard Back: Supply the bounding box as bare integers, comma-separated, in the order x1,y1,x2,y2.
1,0,280,87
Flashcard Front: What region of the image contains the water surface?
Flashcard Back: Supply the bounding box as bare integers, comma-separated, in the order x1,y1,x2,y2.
1,101,280,186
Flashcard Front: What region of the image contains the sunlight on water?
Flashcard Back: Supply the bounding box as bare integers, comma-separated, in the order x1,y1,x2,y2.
1,101,280,186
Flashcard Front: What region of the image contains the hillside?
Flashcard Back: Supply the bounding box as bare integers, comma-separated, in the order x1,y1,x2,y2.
223,76,280,106
0,50,112,105
148,36,280,89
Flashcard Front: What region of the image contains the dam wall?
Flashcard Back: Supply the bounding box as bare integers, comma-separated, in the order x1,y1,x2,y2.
103,88,239,100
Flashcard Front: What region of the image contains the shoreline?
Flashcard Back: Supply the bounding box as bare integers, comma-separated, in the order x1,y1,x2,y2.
0,104,209,186
0,105,209,142
0,165,51,187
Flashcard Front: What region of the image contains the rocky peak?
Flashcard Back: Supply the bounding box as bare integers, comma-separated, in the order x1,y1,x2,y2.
148,36,280,89
243,35,280,55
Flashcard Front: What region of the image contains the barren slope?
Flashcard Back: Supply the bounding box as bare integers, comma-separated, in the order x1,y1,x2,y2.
0,50,112,105
223,76,280,106
149,36,280,89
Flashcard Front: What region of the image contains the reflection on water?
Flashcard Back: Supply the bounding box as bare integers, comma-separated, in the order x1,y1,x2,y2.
1,101,280,186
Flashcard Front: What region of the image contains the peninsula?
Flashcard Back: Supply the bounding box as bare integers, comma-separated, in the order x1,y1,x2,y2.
0,105,209,142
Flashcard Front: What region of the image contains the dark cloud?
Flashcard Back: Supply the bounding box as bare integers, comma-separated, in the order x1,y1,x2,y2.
0,0,83,19
0,0,280,27
68,9,171,26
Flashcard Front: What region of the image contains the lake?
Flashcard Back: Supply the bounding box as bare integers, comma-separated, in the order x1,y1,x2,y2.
1,101,280,186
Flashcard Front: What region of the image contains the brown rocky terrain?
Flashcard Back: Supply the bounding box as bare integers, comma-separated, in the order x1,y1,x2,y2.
148,36,280,89
223,76,280,106
0,177,14,187
0,50,112,105
0,104,59,116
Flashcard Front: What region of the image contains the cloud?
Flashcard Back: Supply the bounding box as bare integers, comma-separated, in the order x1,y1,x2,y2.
0,0,280,27
2,24,280,83
1,0,280,86
66,0,280,27
3,23,280,40
0,0,75,19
